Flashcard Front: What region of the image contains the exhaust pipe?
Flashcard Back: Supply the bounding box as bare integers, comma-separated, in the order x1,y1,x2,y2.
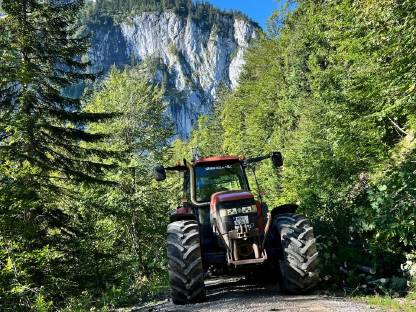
261,212,272,250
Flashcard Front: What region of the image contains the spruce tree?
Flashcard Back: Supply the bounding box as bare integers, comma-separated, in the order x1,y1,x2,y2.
0,0,112,185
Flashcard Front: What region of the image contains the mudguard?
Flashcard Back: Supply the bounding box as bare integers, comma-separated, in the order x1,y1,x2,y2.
169,207,197,223
271,203,298,219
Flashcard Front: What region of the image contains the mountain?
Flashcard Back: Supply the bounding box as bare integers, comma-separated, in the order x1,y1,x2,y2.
79,0,259,138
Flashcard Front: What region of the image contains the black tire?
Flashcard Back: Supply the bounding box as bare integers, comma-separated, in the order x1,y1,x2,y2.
274,213,319,293
167,220,206,304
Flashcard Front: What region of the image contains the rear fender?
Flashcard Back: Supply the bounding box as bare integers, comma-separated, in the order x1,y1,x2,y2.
270,203,298,219
169,207,197,223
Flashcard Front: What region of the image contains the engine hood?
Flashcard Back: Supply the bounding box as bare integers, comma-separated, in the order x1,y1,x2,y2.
210,190,254,213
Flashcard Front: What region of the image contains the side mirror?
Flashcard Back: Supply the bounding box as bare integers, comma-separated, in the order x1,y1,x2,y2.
271,152,283,168
153,165,166,181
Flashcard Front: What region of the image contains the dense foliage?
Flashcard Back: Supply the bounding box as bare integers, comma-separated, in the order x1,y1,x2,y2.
0,0,173,310
0,63,175,311
0,0,112,310
57,67,175,311
180,0,416,292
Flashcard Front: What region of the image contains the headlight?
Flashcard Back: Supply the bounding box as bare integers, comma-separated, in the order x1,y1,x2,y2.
241,206,256,213
219,205,257,217
220,208,237,216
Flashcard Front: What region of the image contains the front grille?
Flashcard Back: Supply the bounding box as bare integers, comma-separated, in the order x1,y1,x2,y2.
216,198,258,232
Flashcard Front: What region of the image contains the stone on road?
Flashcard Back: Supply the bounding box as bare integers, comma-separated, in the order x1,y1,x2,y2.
129,277,381,312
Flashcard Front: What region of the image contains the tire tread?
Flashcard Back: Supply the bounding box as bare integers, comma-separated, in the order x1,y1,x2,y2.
167,220,206,304
275,213,319,293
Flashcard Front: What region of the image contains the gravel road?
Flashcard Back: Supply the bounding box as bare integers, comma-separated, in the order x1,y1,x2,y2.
128,277,382,312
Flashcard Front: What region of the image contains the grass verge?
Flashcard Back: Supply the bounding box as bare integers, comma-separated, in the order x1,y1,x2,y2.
361,293,416,312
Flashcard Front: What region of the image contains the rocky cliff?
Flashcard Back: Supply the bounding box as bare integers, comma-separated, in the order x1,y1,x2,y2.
85,9,259,138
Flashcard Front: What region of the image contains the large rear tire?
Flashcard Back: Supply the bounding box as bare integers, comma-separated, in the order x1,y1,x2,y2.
167,220,206,304
274,213,319,293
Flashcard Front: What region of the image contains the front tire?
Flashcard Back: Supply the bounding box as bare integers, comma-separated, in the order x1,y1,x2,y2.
166,220,206,304
274,213,319,293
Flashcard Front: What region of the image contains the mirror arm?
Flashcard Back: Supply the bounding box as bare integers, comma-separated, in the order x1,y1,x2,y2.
244,154,271,166
165,165,188,172
244,152,283,168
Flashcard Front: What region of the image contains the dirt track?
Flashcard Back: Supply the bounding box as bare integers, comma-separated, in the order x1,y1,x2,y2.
128,277,382,312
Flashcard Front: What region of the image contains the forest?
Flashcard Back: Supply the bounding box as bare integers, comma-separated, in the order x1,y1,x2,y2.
0,0,415,311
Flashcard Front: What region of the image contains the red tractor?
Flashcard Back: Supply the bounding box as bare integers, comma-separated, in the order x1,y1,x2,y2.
154,152,319,304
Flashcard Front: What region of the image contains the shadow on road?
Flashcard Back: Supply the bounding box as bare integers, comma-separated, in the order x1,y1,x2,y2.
204,276,281,303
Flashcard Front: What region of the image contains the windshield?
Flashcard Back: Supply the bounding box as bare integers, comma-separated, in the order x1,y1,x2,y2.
194,162,247,202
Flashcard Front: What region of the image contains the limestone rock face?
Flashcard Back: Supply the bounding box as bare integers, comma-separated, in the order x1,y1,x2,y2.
87,11,258,137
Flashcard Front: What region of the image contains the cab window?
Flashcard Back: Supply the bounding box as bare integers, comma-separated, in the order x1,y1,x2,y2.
194,162,247,202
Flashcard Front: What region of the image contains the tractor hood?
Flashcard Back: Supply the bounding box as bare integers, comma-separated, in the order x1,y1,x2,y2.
211,191,254,205
210,190,261,241
210,191,255,214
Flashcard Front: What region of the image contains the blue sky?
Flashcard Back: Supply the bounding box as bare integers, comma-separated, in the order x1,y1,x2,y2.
202,0,283,30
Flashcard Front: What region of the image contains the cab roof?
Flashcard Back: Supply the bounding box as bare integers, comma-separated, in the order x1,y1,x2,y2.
193,156,240,165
